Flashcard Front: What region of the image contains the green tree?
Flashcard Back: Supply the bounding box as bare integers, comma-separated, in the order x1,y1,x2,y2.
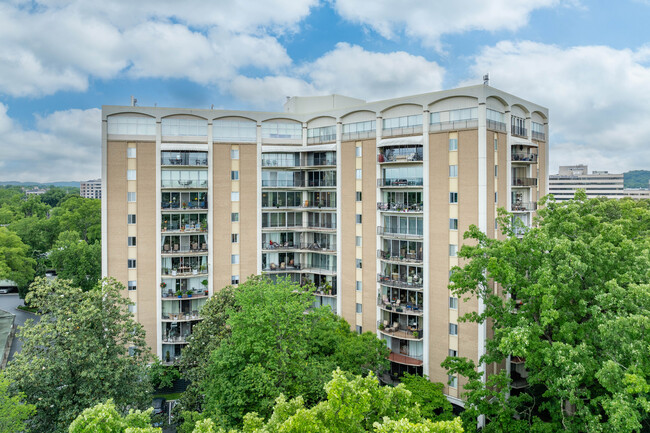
53,195,101,243
193,369,463,433
18,195,50,218
49,230,101,291
401,374,454,422
41,187,73,207
445,194,650,432
69,399,160,433
0,372,35,433
149,359,181,390
201,276,389,428
0,227,36,296
9,215,60,256
7,277,153,433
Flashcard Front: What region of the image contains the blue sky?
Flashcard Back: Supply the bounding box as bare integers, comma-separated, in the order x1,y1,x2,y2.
1,0,650,182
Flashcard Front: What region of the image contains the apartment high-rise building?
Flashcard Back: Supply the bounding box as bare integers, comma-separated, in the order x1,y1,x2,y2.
549,165,649,201
101,85,548,403
80,179,102,199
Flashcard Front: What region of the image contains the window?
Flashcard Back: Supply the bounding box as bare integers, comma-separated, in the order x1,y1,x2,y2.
231,254,239,264
495,192,498,202
128,304,137,314
162,118,208,136
495,165,498,177
449,349,458,357
449,244,458,257
128,259,136,269
128,281,137,291
355,146,362,157
231,171,239,180
448,375,458,388
356,325,363,334
214,120,257,142
231,212,239,222
356,214,362,224
356,169,362,179
356,236,362,247
448,138,458,151
356,192,362,201
127,192,136,202
383,114,423,129
356,281,362,291
356,259,362,269
356,303,363,313
231,275,239,285
127,169,136,180
128,236,136,247
449,165,458,177
449,297,458,309
262,122,302,139
107,116,155,135
231,192,239,201
231,234,239,243
449,218,458,230
127,214,136,224
231,149,239,159
127,148,136,158
449,323,458,336
342,120,376,135
494,137,498,151
449,192,458,203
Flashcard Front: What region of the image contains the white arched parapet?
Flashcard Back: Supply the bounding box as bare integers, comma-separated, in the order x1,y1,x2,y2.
107,113,156,136
340,110,377,141
380,103,424,137
485,96,509,133
261,118,303,145
213,116,257,143
428,96,479,131
531,111,547,142
161,114,208,138
307,116,337,145
510,104,530,139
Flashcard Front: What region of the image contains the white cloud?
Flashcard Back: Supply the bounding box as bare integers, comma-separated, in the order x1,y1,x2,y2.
229,43,445,108
0,0,316,97
332,0,568,49
467,41,650,173
0,104,101,182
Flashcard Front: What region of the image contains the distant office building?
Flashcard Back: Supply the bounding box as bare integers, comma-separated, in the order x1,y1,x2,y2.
81,179,102,199
549,165,625,201
622,188,650,199
25,188,46,196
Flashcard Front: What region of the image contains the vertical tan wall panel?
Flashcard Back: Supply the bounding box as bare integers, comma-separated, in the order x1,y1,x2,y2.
457,129,479,391
106,141,128,286
428,132,452,386
339,140,357,326
239,144,258,281
212,145,232,292
361,139,378,332
136,142,157,351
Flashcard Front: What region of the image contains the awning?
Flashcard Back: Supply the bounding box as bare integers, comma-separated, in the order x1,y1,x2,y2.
378,136,423,147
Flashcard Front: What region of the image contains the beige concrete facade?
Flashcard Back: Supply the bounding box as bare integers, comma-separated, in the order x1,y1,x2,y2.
102,84,548,403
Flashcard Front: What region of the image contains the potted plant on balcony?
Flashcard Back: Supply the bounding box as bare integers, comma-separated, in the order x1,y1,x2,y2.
186,290,192,298
412,331,419,339
176,290,182,298
378,322,385,331
201,279,208,295
160,282,167,290
162,267,169,275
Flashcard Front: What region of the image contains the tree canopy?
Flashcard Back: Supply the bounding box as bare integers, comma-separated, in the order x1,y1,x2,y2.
0,372,35,433
6,277,153,433
69,400,160,433
48,230,101,291
192,369,463,433
445,194,650,432
199,276,390,428
0,227,36,294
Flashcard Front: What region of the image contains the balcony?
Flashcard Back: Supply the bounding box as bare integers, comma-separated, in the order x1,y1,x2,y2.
161,152,208,166
162,267,208,278
532,131,546,141
429,119,478,132
377,298,423,316
512,177,538,187
307,134,336,145
511,126,527,138
377,250,423,264
161,335,189,344
382,125,423,138
378,321,423,341
162,201,208,211
161,243,208,255
161,179,208,189
486,119,507,132
377,226,423,239
511,152,538,163
262,262,302,272
511,202,537,212
388,351,423,366
378,178,423,187
161,291,208,300
261,179,337,188
377,273,423,290
377,202,423,213
305,222,337,231
377,153,422,163
161,223,207,234
161,312,202,322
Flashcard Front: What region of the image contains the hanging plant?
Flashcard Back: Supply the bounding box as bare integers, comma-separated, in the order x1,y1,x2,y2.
160,282,167,289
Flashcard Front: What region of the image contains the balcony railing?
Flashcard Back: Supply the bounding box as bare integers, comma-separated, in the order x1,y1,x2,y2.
377,153,422,163
161,312,201,321
162,155,208,166
305,222,337,230
378,178,423,187
382,125,423,137
161,244,208,254
341,130,375,141
377,250,423,263
377,226,423,239
512,177,538,187
532,131,546,141
162,268,208,277
377,298,423,316
263,263,302,272
262,180,337,188
511,202,537,212
511,152,538,163
377,202,423,213
486,119,507,132
429,119,478,132
161,180,208,188
162,201,208,210
378,322,423,340
307,135,336,144
161,335,189,344
161,223,207,233
161,291,208,300
377,273,423,289
511,126,527,137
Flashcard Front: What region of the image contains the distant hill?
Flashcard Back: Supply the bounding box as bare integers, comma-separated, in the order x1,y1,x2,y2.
624,170,650,189
0,181,81,188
